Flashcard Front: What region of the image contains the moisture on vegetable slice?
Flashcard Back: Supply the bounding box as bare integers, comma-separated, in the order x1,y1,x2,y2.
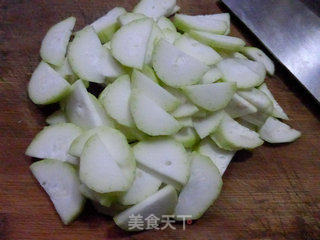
189,30,245,51
133,137,190,189
174,153,222,220
197,138,235,175
174,34,222,65
111,18,153,69
174,14,228,35
28,61,71,105
211,114,264,151
91,7,127,43
40,17,76,66
131,69,180,112
30,159,85,225
153,40,209,87
99,75,135,128
114,185,177,231
130,90,181,136
26,123,82,165
259,117,301,143
133,0,176,20
182,82,236,112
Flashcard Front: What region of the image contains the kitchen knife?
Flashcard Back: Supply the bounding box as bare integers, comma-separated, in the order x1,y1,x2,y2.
221,0,320,103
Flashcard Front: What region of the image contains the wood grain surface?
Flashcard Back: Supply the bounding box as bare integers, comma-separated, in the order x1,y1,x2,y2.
1,0,320,239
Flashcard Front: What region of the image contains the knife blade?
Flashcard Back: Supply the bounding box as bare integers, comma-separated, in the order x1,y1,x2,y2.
221,0,320,103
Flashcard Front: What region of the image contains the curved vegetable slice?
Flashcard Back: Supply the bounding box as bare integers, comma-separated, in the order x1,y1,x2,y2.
259,117,301,143
119,168,162,205
91,7,126,43
133,138,190,189
209,13,230,35
240,111,269,128
153,40,209,87
114,185,177,231
46,110,67,125
173,14,228,34
238,88,273,114
224,93,258,118
197,138,235,175
162,29,181,43
80,134,128,193
200,67,223,84
30,159,85,225
111,18,153,69
145,23,164,65
131,69,180,112
40,17,76,66
68,26,124,83
189,30,245,51
174,153,222,220
118,12,146,26
217,58,266,89
54,58,78,84
133,0,176,20
182,82,236,112
174,35,222,65
174,127,199,148
211,114,264,151
258,83,289,120
99,75,134,127
28,61,71,105
157,16,176,31
65,80,114,129
241,47,275,75
130,90,181,136
171,101,199,118
193,110,225,139
79,183,116,207
26,123,82,165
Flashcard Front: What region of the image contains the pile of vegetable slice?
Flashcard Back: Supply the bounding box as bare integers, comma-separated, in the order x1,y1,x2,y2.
26,0,301,231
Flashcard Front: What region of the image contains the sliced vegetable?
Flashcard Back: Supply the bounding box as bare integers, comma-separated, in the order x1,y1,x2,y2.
46,110,67,125
174,153,222,220
200,67,223,84
190,30,245,51
28,61,71,105
40,17,76,66
224,93,258,118
118,12,146,26
258,83,289,120
133,0,176,20
114,185,177,231
99,75,134,127
174,34,222,65
111,18,153,69
174,127,199,148
130,90,181,136
30,159,85,225
211,114,264,151
153,40,209,87
26,123,82,165
259,117,301,143
182,82,236,112
197,138,235,175
91,7,126,43
174,14,228,34
133,138,190,189
132,69,180,112
193,110,225,139
238,88,273,114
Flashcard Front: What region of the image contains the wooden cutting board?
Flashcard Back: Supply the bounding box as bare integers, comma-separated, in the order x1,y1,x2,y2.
0,1,320,239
